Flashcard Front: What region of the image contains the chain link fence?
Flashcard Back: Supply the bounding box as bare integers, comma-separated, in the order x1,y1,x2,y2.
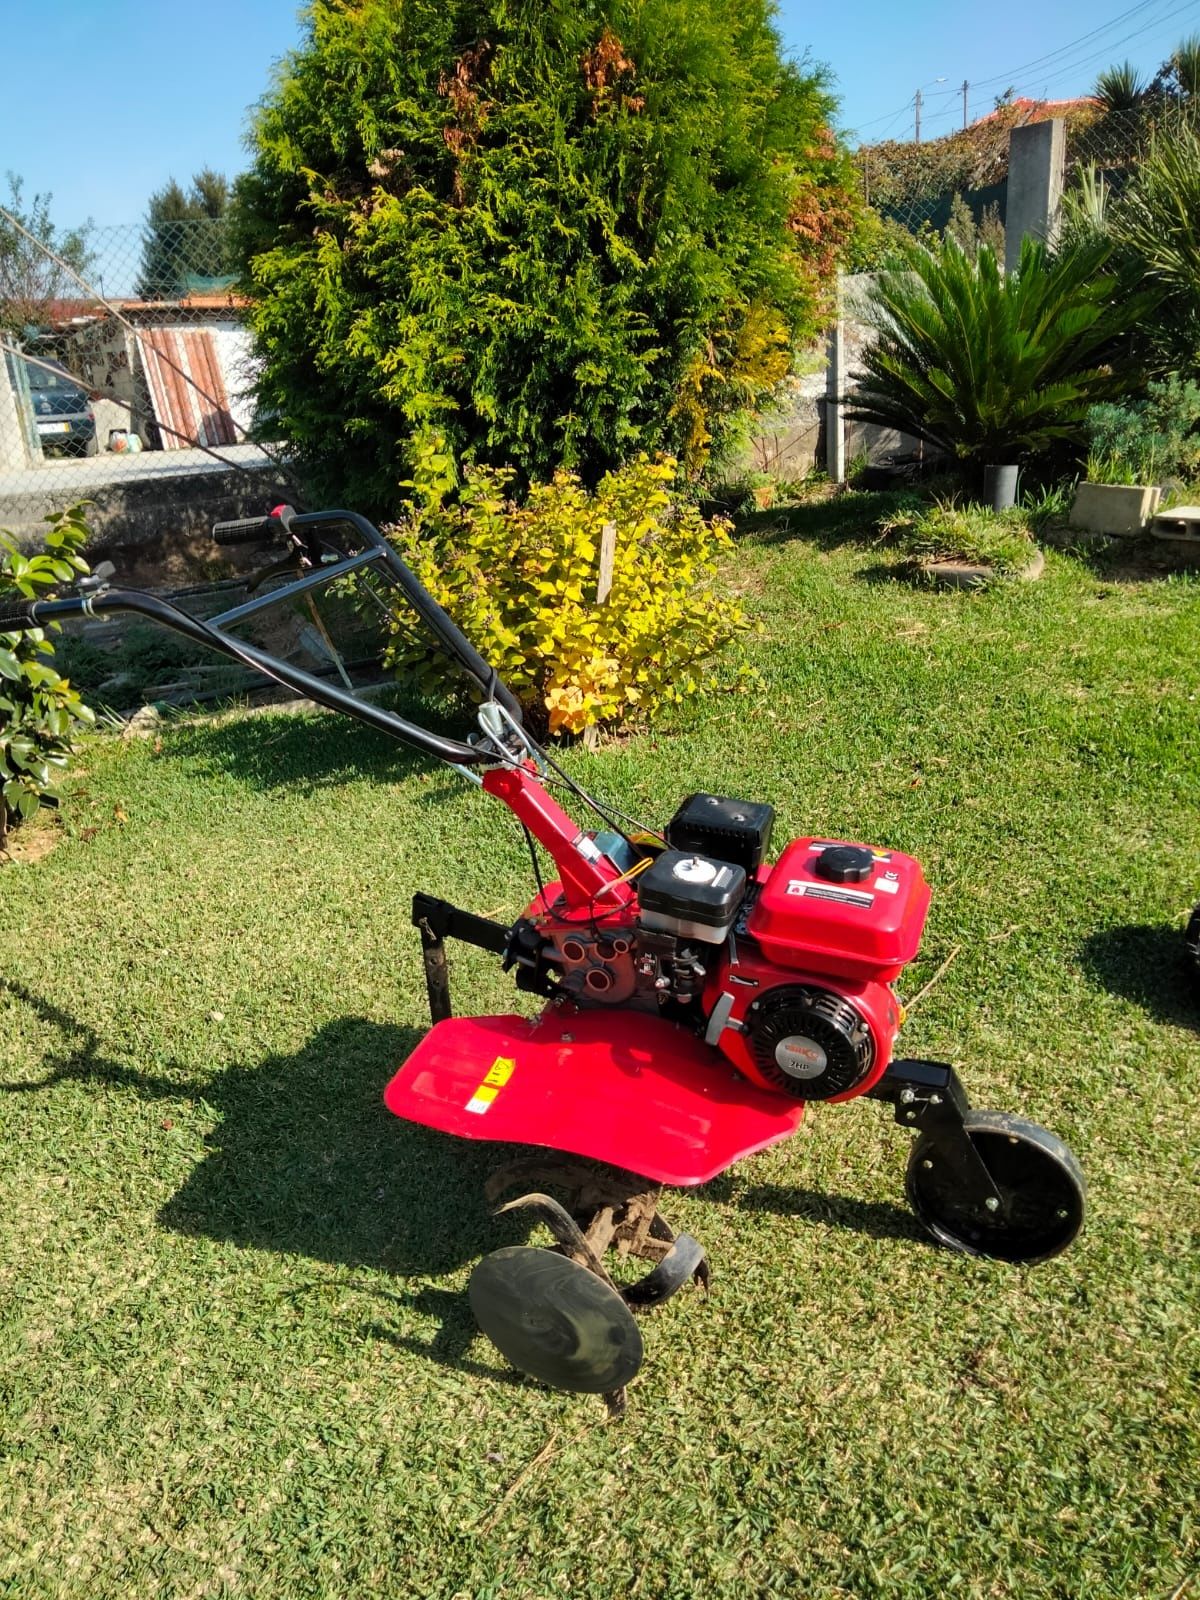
0,215,292,552
855,113,1012,242
852,101,1185,266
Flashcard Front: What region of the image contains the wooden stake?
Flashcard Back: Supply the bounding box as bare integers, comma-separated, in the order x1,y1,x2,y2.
596,522,617,604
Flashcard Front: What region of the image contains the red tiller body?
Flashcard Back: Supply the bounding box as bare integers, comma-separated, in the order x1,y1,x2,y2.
747,836,931,984
482,762,634,912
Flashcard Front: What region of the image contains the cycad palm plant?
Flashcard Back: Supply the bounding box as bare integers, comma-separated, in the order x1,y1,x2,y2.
1110,115,1200,364
845,235,1154,469
1094,60,1147,111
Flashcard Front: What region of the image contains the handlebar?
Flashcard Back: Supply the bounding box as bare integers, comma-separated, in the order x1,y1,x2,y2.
0,599,37,633
212,504,297,545
2,502,527,767
6,588,491,766
212,515,273,545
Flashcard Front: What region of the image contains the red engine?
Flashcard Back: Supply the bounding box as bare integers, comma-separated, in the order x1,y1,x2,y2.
517,792,931,1105
708,835,929,1101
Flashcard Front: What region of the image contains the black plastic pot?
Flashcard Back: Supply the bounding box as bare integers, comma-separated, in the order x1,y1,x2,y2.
983,464,1020,511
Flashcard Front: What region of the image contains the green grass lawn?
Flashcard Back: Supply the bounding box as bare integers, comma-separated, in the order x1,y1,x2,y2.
2,498,1198,1599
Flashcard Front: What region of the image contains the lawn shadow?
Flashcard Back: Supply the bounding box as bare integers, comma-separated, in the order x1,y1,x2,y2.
159,686,475,801
0,984,541,1383
1078,922,1200,1032
732,491,911,552
853,558,923,588
3,982,951,1387
715,1177,928,1248
1041,528,1200,585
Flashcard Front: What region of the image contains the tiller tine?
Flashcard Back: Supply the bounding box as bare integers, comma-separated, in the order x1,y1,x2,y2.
471,1176,710,1411
493,1191,614,1284
621,1234,710,1308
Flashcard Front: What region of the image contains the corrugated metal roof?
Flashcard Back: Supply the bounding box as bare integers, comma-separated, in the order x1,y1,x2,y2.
136,327,238,450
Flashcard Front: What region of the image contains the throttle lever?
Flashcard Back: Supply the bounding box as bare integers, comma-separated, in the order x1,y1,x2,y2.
78,560,116,593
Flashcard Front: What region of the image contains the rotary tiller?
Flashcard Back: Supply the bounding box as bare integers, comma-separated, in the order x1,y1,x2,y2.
2,504,1085,1407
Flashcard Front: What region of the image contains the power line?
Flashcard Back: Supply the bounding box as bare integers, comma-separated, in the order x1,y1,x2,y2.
854,94,923,134
967,0,1177,92
861,0,1199,146
851,0,1174,143
868,0,1172,121
1006,0,1200,97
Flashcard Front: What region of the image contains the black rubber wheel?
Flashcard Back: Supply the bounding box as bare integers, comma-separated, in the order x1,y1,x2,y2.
906,1110,1085,1264
469,1246,644,1394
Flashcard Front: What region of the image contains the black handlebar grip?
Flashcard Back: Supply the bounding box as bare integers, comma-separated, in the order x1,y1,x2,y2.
212,515,273,546
0,599,37,633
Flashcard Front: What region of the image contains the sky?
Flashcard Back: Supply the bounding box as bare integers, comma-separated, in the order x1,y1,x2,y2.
1,0,1197,228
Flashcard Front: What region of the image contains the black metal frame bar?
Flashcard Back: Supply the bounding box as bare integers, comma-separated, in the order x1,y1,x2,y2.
412,891,513,1024
1,508,525,768
209,546,380,629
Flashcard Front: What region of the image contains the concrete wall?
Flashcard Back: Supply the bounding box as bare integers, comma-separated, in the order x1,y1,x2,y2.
0,454,297,591
833,273,927,471
739,368,827,480
0,353,29,471
736,276,928,487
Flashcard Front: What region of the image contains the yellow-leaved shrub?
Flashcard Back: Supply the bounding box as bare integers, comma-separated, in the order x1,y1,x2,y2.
384,450,747,736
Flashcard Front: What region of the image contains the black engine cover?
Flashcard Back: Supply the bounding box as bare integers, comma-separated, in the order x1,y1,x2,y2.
743,985,875,1100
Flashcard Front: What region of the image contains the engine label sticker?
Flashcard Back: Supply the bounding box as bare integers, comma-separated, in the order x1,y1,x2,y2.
874,871,901,895
785,881,875,908
466,1056,516,1115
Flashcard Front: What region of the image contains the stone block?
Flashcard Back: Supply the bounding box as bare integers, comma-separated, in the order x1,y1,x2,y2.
1069,481,1162,537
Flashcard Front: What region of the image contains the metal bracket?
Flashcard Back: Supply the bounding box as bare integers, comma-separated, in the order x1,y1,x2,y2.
412,891,513,1024
869,1058,1004,1208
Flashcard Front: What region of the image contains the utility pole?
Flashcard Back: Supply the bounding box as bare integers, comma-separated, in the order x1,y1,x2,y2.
962,80,970,129
915,87,922,144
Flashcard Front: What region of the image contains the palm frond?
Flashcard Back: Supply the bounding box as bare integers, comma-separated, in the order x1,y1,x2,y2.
844,234,1151,466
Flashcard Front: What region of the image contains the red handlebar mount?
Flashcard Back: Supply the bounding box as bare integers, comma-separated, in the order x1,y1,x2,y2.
481,763,633,911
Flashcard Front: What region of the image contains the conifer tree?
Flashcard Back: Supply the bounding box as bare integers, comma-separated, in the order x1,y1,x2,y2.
139,170,231,300
232,0,856,508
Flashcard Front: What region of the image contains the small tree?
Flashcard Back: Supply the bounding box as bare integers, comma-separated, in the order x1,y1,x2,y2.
0,173,92,338
232,0,857,509
0,505,95,852
943,194,1005,260
139,170,232,300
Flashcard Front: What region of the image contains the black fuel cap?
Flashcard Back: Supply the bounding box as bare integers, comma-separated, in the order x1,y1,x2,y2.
815,845,875,884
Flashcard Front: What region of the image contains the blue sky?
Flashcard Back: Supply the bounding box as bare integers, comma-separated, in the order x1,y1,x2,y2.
2,0,1198,226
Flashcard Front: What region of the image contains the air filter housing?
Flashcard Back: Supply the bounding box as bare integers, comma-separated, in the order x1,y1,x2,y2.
666,793,775,873
637,850,747,944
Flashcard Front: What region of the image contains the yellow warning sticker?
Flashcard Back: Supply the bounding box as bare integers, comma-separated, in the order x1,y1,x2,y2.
465,1057,516,1114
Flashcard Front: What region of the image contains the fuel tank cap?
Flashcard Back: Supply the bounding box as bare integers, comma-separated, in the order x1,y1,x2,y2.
673,856,719,885
815,844,875,884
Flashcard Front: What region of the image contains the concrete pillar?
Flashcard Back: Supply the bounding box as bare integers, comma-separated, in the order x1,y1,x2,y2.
825,279,846,485
1005,119,1066,272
